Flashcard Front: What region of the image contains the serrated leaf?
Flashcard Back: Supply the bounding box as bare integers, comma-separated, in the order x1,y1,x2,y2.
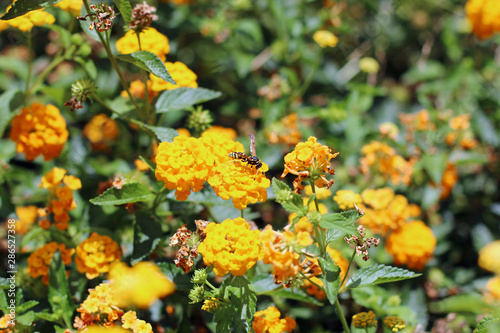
16,300,38,313
35,312,62,322
475,313,500,333
145,126,178,143
48,251,74,327
1,0,62,20
89,183,155,206
227,276,257,332
430,294,495,315
116,51,176,84
344,264,421,289
318,257,340,305
422,153,447,184
155,87,222,113
113,0,132,26
214,304,234,332
271,178,307,216
319,213,358,236
16,311,35,326
132,212,162,265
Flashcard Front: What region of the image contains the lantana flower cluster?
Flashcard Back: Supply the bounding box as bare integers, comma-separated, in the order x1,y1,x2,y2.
116,28,170,61
465,0,500,39
252,306,296,333
10,103,68,161
478,240,500,301
3,2,55,32
83,114,120,151
75,232,122,279
39,167,82,230
27,242,74,284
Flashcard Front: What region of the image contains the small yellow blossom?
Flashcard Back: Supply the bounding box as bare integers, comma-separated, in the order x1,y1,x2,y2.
385,221,436,270
116,28,170,61
108,261,175,308
486,276,500,300
478,240,500,275
252,306,296,333
313,30,338,48
198,218,261,276
75,232,122,279
54,0,83,16
465,0,500,39
384,316,406,332
5,2,55,32
10,103,68,161
202,126,238,140
201,298,221,313
121,80,157,102
27,242,74,285
282,136,339,193
83,114,119,151
359,57,380,74
304,185,331,200
150,61,198,92
15,205,38,235
334,190,362,210
352,311,378,328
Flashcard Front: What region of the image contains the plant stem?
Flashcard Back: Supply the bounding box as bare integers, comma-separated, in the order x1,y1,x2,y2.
24,30,32,102
340,249,356,290
310,184,326,255
241,209,245,219
28,53,64,96
205,280,218,291
136,32,152,122
334,297,350,333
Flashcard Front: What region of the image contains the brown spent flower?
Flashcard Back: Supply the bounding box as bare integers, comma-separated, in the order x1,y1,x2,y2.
344,225,380,261
169,222,208,273
78,3,116,32
129,1,158,31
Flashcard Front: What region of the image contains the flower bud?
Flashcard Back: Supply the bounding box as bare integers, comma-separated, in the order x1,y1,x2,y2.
188,285,204,304
191,268,208,285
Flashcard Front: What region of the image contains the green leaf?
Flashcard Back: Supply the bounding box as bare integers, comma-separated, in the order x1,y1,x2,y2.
214,303,234,332
0,290,7,311
225,276,257,332
105,97,135,115
139,155,156,172
89,183,155,206
429,294,495,315
1,0,62,20
422,153,447,184
475,313,500,333
344,264,421,289
271,178,307,217
318,257,340,305
48,251,74,328
132,212,163,265
16,300,39,313
319,213,358,237
48,25,72,49
252,275,323,306
0,89,24,137
116,51,176,84
35,312,62,323
113,0,132,27
145,126,178,143
16,311,35,326
74,57,97,80
155,87,222,113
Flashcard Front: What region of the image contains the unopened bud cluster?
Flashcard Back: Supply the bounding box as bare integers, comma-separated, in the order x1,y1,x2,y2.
129,1,158,31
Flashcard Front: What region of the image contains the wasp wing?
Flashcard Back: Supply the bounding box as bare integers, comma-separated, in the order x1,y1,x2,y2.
250,133,256,157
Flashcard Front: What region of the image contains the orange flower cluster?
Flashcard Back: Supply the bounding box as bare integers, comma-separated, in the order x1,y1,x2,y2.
83,114,120,151
0,315,15,332
108,262,175,308
282,136,339,193
39,167,82,230
121,80,157,103
357,188,421,236
150,61,198,92
465,0,500,39
445,114,478,150
14,205,38,235
54,0,83,16
303,247,349,299
27,242,74,284
75,233,122,279
385,221,436,270
260,225,314,287
10,103,68,161
399,109,435,134
198,218,261,276
360,141,414,186
252,306,296,333
439,162,459,200
266,113,302,146
116,28,170,61
333,189,362,210
121,311,153,333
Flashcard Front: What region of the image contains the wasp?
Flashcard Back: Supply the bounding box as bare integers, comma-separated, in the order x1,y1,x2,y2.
228,134,263,170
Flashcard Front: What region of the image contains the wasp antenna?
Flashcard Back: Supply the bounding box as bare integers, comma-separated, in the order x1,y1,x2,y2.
250,133,256,157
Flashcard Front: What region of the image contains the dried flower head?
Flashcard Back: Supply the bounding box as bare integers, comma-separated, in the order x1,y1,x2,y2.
344,225,380,261
64,79,96,111
169,223,206,273
129,2,158,31
78,2,116,32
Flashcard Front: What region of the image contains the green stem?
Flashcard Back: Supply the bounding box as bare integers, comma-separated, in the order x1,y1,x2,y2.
28,53,65,96
205,280,218,292
334,297,350,333
292,49,323,103
339,249,356,291
310,184,326,255
24,30,32,102
136,32,152,123
240,209,245,219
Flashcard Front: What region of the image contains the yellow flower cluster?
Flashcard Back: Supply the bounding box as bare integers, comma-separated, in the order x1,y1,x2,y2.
313,30,338,48
465,0,500,39
54,0,83,16
83,114,120,151
303,247,349,299
282,136,339,193
360,141,414,186
150,61,198,92
478,240,500,275
14,205,38,235
252,306,296,333
108,262,175,309
399,109,434,133
352,311,378,328
445,114,478,149
208,159,270,210
121,311,153,333
75,233,122,279
334,189,362,210
384,316,406,332
265,113,302,146
39,167,82,230
10,103,68,161
27,242,74,285
74,283,124,329
198,218,261,276
116,28,170,61
486,276,500,300
121,80,157,102
385,221,436,270
156,132,267,207
4,3,55,32
202,125,238,140
358,187,421,235
260,225,314,287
